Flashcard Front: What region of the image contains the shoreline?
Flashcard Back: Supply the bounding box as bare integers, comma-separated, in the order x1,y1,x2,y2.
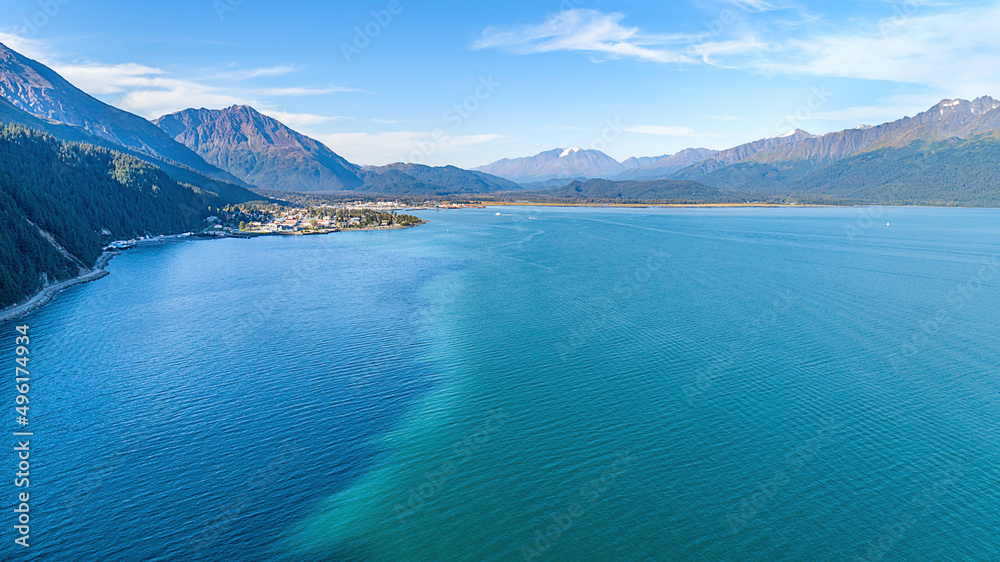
0,222,426,323
477,201,824,208
0,250,116,323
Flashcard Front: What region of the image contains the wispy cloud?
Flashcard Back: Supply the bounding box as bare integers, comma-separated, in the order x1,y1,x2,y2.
261,110,354,128
49,61,248,116
0,32,49,60
474,9,704,64
752,3,1000,94
0,33,366,123
217,65,299,80
474,3,1000,97
726,0,779,12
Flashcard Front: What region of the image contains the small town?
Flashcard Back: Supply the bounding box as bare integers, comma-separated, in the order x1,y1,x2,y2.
199,201,428,238
103,201,494,250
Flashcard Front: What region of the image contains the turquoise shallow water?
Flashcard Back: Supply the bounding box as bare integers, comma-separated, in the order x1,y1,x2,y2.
3,206,1000,561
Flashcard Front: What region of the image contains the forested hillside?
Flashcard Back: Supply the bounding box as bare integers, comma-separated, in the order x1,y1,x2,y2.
788,134,1000,205
539,178,754,204
0,124,222,308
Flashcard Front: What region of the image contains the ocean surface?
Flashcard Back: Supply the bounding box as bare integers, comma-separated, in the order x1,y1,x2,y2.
2,206,999,561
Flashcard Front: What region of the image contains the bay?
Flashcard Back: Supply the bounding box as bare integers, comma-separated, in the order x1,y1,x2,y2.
3,206,999,561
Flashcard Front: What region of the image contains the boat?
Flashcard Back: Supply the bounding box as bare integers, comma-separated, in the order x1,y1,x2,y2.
495,212,502,216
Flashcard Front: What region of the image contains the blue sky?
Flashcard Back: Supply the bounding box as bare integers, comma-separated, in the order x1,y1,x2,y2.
2,0,999,167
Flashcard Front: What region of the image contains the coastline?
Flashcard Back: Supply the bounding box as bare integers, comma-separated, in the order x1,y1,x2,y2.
0,250,115,323
478,201,824,208
0,222,427,323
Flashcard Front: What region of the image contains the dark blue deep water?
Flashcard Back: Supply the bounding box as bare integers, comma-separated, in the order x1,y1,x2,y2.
2,206,999,561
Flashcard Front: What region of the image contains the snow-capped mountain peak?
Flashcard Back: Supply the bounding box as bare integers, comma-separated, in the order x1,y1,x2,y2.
560,147,582,158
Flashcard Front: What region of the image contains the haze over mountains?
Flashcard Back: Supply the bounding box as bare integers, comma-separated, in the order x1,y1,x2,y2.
473,147,627,183
474,146,724,184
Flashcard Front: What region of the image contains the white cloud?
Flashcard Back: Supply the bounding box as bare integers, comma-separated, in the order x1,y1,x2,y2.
747,3,1000,95
0,33,365,122
311,131,506,166
474,4,1000,97
120,88,246,118
0,31,49,60
623,125,696,135
217,65,299,80
51,63,173,95
261,110,353,128
727,0,779,11
474,9,705,64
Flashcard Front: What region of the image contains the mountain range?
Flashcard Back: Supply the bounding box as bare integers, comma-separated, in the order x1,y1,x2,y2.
472,146,724,184
473,147,627,183
153,105,520,195
470,96,1000,204
0,43,519,198
0,44,248,187
2,40,1000,207
3,39,1000,307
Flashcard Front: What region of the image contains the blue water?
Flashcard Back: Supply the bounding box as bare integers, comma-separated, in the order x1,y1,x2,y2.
2,206,999,561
